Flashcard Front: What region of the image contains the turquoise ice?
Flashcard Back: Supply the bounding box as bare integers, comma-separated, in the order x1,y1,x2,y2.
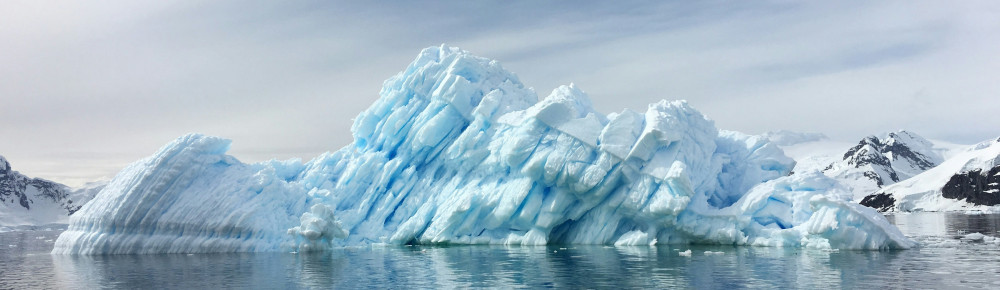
53,46,914,254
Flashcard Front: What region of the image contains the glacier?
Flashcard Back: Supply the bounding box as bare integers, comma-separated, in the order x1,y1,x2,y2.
53,46,914,254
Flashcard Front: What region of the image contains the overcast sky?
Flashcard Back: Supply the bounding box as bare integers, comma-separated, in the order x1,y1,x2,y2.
2,1,999,186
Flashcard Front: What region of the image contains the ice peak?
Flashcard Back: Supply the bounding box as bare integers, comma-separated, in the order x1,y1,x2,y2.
641,100,715,146
353,46,538,150
535,84,601,120
407,45,535,110
154,133,233,159
550,84,595,111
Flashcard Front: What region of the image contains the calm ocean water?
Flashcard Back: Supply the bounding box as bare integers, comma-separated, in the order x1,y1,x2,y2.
3,212,1000,289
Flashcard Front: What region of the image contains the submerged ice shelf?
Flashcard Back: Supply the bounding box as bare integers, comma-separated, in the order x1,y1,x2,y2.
53,46,914,254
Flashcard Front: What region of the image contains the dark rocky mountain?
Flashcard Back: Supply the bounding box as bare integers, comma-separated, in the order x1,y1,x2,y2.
940,166,1000,206
858,193,896,212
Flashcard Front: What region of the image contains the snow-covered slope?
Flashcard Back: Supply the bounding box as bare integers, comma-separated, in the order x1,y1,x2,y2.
763,131,846,175
53,46,912,254
0,155,105,226
860,138,1000,212
761,130,828,147
822,131,946,200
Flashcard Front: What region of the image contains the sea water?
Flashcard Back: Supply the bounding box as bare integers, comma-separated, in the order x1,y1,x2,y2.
2,213,1000,289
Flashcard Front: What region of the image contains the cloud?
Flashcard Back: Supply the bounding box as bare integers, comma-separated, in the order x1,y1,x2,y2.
1,1,998,186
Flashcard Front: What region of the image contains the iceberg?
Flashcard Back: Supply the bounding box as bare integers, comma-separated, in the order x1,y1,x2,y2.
53,46,914,254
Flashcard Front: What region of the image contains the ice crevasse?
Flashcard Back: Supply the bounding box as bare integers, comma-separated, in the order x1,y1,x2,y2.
53,46,914,254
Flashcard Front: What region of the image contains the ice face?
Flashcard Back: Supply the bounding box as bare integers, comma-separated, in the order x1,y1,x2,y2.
52,46,914,254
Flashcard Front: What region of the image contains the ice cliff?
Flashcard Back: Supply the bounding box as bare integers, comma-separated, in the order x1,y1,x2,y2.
52,46,914,254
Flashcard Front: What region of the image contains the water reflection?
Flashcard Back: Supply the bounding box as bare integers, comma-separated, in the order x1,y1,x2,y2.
281,245,915,289
51,253,299,289
888,212,1000,238
427,246,912,288
30,246,987,288
4,213,1000,288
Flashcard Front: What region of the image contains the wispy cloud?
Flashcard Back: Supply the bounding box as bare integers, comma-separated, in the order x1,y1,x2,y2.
1,0,998,185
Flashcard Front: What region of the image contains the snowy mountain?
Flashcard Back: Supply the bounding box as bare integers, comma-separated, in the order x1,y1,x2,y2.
821,131,946,200
53,46,911,254
860,137,1000,212
764,130,1000,213
768,130,960,202
0,155,106,226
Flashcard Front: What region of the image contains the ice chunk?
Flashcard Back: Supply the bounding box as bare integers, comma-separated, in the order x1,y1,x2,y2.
288,204,348,252
54,46,912,254
614,230,657,246
961,232,985,242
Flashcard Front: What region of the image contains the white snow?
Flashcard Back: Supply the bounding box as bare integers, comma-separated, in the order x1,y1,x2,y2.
52,46,914,254
874,140,1000,212
926,138,967,161
886,131,945,179
678,249,692,256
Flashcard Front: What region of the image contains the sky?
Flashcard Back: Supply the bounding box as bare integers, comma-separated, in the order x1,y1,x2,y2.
2,1,999,187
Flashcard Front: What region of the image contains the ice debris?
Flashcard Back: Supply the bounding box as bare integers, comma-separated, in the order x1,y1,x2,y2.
53,46,914,254
287,204,349,252
961,232,986,242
